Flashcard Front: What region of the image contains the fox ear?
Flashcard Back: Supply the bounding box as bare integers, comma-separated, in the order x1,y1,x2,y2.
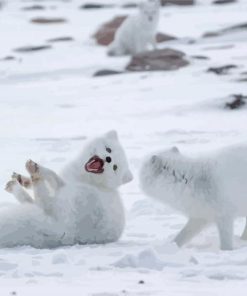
105,130,118,141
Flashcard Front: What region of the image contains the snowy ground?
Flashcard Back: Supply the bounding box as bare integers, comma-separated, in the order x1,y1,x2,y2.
0,0,247,294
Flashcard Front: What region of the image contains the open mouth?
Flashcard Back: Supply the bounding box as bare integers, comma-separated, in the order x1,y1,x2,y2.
85,155,104,174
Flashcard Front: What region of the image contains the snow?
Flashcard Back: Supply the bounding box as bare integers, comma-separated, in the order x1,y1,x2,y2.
0,0,247,294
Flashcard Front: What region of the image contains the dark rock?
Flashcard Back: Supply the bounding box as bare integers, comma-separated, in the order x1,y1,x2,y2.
161,0,195,5
203,22,247,38
22,5,45,11
156,32,177,43
191,55,209,60
207,64,237,75
138,280,145,284
122,3,138,8
203,31,220,38
225,94,247,110
126,48,189,72
93,16,177,46
93,69,123,77
31,17,67,24
213,0,236,4
47,36,74,43
223,22,247,33
80,3,114,9
13,45,52,53
0,56,16,61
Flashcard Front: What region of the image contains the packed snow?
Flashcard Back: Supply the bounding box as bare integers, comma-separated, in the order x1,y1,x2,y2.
0,0,247,295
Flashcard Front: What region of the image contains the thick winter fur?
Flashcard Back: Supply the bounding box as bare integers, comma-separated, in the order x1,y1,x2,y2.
108,0,160,56
2,131,133,248
140,145,247,250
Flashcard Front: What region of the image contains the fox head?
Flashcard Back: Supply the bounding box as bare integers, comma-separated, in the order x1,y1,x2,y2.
71,131,133,190
139,0,160,22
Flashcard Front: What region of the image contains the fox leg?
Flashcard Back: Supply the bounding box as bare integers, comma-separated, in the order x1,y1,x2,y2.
25,160,64,215
174,218,208,247
216,216,233,250
241,217,247,240
5,179,33,204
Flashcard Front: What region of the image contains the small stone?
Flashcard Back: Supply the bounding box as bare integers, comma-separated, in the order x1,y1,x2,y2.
47,36,74,43
93,69,123,77
31,17,67,24
80,3,114,9
225,94,247,110
213,0,236,4
13,45,52,53
207,64,237,75
161,0,194,6
22,5,45,11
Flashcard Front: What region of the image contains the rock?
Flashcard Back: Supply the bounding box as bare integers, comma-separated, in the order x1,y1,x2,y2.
93,16,126,46
122,3,138,8
225,94,247,110
213,0,236,4
161,0,195,5
13,45,52,53
223,22,247,33
156,32,176,43
93,69,123,77
93,16,177,46
126,48,189,72
191,55,209,60
31,17,67,24
0,56,16,61
80,3,114,9
22,5,45,11
207,64,237,75
47,36,74,43
203,22,247,38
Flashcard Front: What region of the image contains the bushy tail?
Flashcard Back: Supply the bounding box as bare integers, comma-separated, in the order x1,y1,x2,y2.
0,204,62,248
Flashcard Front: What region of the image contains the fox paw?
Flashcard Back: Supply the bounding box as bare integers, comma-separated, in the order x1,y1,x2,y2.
5,179,18,193
25,159,40,181
12,172,31,188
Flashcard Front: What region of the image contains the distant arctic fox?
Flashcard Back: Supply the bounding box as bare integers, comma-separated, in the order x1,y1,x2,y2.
140,145,247,250
108,0,160,56
3,131,133,248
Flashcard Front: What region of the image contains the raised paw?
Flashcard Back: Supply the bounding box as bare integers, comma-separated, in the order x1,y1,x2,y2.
5,179,18,193
12,172,31,188
25,159,40,181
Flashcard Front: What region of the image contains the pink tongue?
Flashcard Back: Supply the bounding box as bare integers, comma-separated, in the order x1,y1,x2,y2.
89,160,102,170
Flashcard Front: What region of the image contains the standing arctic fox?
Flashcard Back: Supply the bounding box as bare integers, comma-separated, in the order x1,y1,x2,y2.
108,0,160,56
140,145,247,250
3,130,133,248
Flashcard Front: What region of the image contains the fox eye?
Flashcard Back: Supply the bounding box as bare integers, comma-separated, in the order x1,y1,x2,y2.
106,147,111,153
106,156,112,163
113,164,118,171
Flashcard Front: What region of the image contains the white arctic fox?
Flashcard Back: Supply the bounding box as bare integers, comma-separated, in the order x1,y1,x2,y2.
140,145,247,250
3,130,133,248
108,0,160,56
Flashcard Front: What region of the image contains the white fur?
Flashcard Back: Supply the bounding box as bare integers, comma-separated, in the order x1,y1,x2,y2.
108,0,160,56
140,145,247,250
1,131,133,248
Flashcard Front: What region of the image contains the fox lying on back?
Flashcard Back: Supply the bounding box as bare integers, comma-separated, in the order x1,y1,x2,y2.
140,145,247,250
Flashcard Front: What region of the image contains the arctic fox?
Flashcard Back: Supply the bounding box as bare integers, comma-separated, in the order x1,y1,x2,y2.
3,130,133,248
108,0,160,56
140,145,247,250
